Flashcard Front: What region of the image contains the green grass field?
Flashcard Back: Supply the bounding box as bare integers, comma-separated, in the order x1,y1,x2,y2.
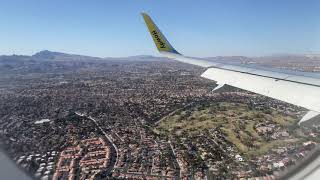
154,102,301,157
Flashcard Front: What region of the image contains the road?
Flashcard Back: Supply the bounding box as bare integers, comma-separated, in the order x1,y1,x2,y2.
88,116,118,171
75,112,119,175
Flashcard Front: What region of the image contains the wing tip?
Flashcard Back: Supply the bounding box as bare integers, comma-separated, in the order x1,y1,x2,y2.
141,12,148,18
141,12,180,55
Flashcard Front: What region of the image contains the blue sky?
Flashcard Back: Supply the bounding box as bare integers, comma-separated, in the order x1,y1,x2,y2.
0,0,319,57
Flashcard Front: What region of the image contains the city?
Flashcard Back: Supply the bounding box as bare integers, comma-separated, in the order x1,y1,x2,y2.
0,51,320,179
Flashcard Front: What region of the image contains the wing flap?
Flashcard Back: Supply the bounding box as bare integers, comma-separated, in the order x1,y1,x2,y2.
299,111,320,124
201,67,320,114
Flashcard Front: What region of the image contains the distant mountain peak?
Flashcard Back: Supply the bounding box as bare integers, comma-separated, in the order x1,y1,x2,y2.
36,50,51,54
32,50,68,59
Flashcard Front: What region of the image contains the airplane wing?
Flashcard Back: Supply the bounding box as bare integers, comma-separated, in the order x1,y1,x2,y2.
142,13,320,123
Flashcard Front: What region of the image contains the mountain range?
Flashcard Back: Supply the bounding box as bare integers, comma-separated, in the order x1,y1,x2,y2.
0,50,171,62
1,50,320,63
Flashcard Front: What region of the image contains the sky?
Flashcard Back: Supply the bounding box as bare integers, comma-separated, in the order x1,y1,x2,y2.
0,0,319,57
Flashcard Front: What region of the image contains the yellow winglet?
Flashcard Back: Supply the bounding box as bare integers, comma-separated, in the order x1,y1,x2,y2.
142,13,180,54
